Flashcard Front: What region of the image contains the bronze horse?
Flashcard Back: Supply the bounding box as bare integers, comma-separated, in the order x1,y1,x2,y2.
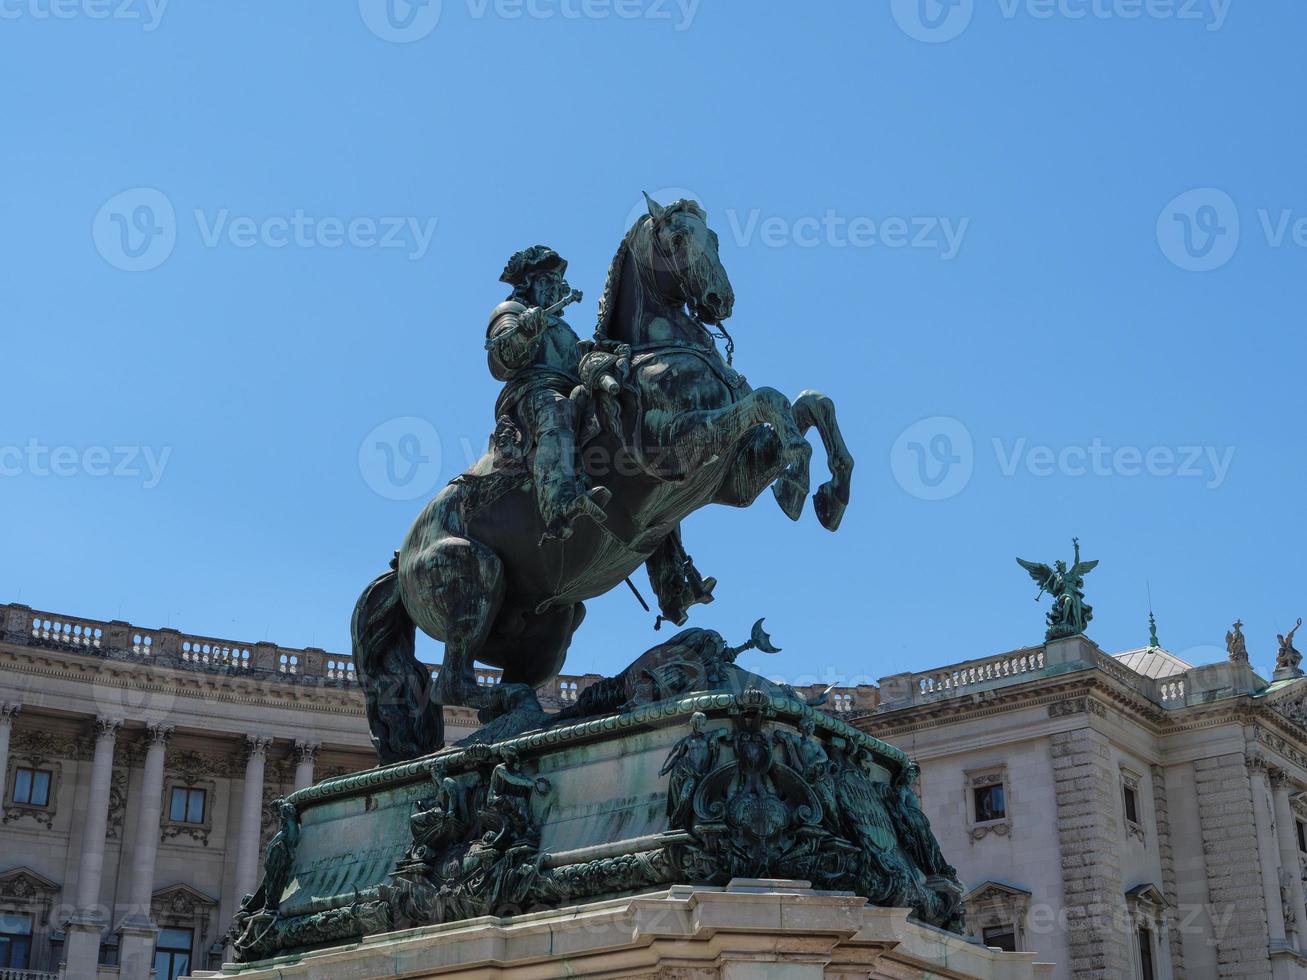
352,196,854,762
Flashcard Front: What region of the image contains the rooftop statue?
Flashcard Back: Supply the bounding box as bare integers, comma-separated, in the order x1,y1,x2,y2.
1227,619,1249,664
1016,538,1099,641
1276,618,1303,679
351,195,855,762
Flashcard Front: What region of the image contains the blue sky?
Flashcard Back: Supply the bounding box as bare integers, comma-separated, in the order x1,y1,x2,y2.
2,0,1303,687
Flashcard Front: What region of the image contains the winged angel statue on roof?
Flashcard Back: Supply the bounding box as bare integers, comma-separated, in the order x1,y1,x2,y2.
1016,538,1099,641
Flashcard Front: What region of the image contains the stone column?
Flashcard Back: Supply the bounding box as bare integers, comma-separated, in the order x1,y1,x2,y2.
0,703,19,785
234,735,272,903
118,724,174,980
64,716,123,980
1270,769,1307,948
293,740,319,791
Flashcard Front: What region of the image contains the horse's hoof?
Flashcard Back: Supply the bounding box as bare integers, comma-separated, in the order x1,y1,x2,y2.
773,476,806,522
813,483,847,532
430,671,481,710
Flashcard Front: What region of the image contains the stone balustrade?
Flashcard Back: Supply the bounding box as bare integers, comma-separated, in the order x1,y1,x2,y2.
2,602,352,688
2,602,872,714
878,646,1048,708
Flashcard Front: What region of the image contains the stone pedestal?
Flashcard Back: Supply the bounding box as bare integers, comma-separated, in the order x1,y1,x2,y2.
190,879,1052,979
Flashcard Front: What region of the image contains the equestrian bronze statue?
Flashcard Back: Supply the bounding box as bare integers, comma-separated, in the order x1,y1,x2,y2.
351,194,855,762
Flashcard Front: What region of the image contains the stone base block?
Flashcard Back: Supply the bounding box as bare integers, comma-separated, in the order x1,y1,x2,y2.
193,880,1052,980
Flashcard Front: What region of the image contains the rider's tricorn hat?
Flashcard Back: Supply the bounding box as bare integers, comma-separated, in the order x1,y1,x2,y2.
499,245,567,287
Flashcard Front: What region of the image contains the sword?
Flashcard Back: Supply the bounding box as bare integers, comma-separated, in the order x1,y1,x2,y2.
484,289,583,351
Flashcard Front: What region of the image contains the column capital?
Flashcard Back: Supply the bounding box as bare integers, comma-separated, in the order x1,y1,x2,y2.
293,740,320,764
93,716,124,741
145,723,175,746
1269,766,1292,789
0,702,19,725
245,734,273,760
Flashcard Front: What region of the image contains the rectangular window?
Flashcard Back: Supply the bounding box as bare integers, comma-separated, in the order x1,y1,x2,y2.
0,913,33,970
153,927,193,980
1138,926,1156,980
12,767,52,807
974,783,1006,822
982,923,1017,952
1123,783,1139,825
169,786,206,824
1297,820,1306,854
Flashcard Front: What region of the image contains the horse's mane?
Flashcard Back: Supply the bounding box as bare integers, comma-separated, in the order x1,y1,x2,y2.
593,220,639,342
594,199,706,341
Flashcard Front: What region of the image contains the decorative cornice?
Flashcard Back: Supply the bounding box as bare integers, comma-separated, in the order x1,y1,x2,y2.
0,648,367,718
1048,696,1108,719
286,692,908,810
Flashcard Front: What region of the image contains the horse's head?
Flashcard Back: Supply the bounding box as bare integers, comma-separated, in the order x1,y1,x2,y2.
639,193,735,325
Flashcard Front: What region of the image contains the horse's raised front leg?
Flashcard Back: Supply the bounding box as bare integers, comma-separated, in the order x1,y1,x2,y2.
793,390,854,531
663,386,812,520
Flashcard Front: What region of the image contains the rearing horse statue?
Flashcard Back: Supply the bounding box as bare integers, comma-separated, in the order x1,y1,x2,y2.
351,195,855,762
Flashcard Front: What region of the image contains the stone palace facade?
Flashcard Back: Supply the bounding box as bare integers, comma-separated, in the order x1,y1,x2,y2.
4,597,1307,980
862,634,1307,980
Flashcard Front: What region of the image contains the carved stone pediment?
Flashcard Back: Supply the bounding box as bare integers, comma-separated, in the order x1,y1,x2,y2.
0,866,60,901
151,883,218,921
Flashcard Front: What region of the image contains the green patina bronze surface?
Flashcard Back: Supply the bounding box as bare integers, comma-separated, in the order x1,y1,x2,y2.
349,194,855,764
228,199,973,967
228,678,960,966
1017,537,1099,641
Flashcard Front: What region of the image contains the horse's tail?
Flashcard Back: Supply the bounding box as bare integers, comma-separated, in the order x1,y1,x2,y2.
350,561,443,764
